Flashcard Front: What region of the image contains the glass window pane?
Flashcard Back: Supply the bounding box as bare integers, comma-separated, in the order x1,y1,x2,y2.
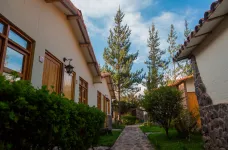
4,47,24,73
0,23,3,33
3,72,20,81
9,30,28,48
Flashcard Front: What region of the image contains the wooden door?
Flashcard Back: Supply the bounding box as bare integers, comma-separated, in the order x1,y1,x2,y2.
107,99,110,114
42,51,62,93
187,92,201,127
103,96,107,113
63,71,76,100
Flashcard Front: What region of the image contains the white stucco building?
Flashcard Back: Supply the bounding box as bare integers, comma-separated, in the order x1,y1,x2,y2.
174,0,228,149
0,0,115,118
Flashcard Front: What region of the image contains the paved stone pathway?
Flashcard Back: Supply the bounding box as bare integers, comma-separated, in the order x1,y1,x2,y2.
111,125,154,150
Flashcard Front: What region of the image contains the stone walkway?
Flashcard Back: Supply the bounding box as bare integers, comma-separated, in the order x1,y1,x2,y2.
111,125,154,150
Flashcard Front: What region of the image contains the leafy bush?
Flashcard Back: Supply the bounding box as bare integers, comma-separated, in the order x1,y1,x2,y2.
174,109,200,138
122,115,136,125
142,86,183,137
112,123,125,129
0,75,105,150
143,121,153,127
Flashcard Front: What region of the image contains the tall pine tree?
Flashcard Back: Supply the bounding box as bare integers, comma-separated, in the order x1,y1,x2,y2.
167,24,178,82
166,24,183,83
182,20,192,76
103,8,144,118
144,24,167,90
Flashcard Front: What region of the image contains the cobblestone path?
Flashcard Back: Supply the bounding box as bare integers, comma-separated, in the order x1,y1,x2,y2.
111,125,154,150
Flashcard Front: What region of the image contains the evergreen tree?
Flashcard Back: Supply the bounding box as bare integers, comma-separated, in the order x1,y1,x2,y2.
167,24,180,82
184,20,191,39
182,20,193,76
144,24,167,90
103,8,144,118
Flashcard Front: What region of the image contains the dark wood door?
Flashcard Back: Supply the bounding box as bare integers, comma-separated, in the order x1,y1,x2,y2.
42,51,62,93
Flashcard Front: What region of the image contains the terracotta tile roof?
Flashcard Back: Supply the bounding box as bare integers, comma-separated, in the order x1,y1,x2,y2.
174,0,228,60
101,72,111,78
168,75,194,87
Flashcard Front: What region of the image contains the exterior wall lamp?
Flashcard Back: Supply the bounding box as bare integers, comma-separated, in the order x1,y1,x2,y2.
63,57,74,75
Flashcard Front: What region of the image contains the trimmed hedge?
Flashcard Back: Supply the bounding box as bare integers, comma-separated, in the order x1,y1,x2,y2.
0,75,105,150
122,115,136,125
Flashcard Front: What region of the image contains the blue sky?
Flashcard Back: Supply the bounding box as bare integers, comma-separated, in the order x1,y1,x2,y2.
72,0,214,73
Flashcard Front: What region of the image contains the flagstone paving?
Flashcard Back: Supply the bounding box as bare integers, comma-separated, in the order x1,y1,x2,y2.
111,125,154,150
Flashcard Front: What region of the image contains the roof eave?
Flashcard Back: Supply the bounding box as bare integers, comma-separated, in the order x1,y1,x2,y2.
175,0,228,61
45,0,101,78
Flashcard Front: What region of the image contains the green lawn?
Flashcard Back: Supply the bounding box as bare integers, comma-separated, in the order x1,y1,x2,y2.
112,123,125,129
140,125,163,133
140,126,203,150
98,131,122,147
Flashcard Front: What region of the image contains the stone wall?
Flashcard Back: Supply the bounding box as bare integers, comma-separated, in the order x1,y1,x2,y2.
191,55,228,150
201,103,228,150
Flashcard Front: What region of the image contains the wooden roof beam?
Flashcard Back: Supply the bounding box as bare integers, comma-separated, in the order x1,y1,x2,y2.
87,62,96,65
79,43,90,47
67,15,80,20
45,0,61,3
207,13,228,22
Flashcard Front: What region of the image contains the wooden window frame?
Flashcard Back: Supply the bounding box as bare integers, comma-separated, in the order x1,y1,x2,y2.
97,91,101,110
0,14,35,80
79,77,88,104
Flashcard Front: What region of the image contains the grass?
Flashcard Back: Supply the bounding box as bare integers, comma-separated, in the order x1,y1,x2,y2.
98,131,122,147
140,125,163,133
140,125,203,150
112,123,125,129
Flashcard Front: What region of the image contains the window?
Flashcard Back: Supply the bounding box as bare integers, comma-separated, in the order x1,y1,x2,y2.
97,91,101,110
0,15,34,80
0,22,3,33
79,77,88,104
9,30,28,49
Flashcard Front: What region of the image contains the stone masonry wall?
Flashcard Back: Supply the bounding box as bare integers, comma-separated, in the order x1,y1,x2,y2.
201,103,228,150
191,56,228,150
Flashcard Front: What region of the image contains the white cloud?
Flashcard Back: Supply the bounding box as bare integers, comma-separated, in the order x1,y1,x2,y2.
72,0,153,18
71,0,197,65
71,0,199,94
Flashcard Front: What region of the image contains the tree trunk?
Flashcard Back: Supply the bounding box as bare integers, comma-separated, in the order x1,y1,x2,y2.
165,128,169,137
118,80,121,122
173,60,176,81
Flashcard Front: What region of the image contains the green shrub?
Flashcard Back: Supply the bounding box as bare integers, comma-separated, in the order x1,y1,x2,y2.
143,121,153,127
122,115,136,125
174,109,199,138
142,86,183,137
112,123,125,129
0,75,105,150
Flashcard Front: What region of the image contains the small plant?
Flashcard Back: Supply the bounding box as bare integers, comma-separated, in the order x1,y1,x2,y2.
112,123,125,129
174,109,199,138
142,86,183,137
121,114,136,125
